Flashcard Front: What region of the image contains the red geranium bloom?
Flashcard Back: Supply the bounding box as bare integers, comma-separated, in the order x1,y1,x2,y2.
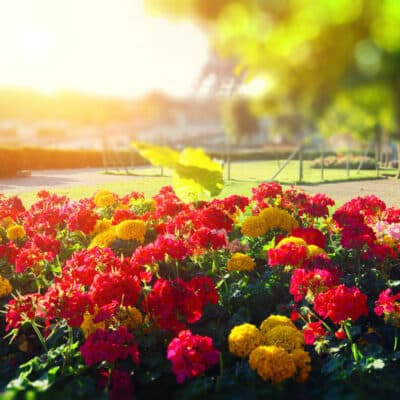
313,284,368,324
80,326,139,366
291,227,327,249
374,289,400,317
303,321,328,345
268,242,308,268
290,267,340,302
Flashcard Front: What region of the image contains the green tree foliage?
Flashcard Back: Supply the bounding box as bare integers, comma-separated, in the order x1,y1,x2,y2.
222,97,260,144
145,1,400,132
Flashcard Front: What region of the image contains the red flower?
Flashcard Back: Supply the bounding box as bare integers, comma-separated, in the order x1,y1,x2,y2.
80,326,139,366
291,227,327,249
290,268,340,302
313,285,368,324
251,182,282,208
89,270,141,308
167,330,220,384
340,224,376,250
5,293,41,332
143,277,218,334
374,289,400,317
303,321,328,345
189,227,227,250
268,242,308,268
67,207,98,234
302,193,335,218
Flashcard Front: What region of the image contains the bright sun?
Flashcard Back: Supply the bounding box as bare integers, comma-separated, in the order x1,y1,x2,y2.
0,0,209,98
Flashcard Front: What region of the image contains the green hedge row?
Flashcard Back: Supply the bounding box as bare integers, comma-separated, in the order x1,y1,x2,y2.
0,147,148,178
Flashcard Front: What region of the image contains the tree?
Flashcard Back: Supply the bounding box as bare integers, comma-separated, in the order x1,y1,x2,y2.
145,0,400,175
222,96,260,144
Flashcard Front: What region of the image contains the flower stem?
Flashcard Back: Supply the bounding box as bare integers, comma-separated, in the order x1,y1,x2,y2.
215,353,224,392
31,322,48,353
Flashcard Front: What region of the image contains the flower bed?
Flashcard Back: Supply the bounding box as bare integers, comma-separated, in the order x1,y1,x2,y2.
310,155,377,170
0,184,400,399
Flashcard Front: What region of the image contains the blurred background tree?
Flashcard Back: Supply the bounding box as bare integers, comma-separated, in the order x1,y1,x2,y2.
145,0,400,175
222,96,260,144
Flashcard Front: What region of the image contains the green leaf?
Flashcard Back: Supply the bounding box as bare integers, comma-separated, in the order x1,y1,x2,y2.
132,142,224,201
131,141,179,168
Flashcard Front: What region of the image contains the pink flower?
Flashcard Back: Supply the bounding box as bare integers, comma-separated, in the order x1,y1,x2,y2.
167,330,220,384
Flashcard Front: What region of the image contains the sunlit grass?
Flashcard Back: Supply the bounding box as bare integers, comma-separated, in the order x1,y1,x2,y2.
13,160,395,207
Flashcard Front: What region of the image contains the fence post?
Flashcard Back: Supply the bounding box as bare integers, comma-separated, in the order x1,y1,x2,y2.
298,145,303,183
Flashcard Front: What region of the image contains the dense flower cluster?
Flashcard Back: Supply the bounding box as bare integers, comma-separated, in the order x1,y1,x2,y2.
226,253,256,272
230,314,311,384
1,181,399,398
80,326,140,366
313,284,368,324
167,329,220,383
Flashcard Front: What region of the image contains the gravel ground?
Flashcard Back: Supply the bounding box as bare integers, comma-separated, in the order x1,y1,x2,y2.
0,168,399,207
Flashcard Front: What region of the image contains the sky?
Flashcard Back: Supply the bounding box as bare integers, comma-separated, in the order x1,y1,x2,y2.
0,0,209,98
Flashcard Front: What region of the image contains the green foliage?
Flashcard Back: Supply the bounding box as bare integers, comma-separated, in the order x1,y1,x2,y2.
132,142,224,201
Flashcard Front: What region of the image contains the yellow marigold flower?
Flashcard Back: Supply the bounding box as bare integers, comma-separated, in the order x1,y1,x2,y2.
260,315,296,335
259,207,299,233
227,253,256,272
291,349,312,383
241,216,268,237
6,225,26,241
276,236,307,248
93,218,112,234
115,219,146,242
121,306,143,330
264,325,304,352
228,323,264,358
88,227,117,249
306,244,326,258
80,312,106,339
0,275,12,297
94,190,116,207
249,345,297,383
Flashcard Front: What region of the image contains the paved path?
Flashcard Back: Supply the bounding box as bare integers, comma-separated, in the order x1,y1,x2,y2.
297,179,400,207
0,168,399,208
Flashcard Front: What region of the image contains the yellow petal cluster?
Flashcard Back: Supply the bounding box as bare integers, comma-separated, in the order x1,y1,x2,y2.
306,244,326,258
260,315,296,336
259,207,299,233
6,225,26,241
276,236,307,248
93,218,112,234
291,349,312,383
249,345,297,383
227,253,256,272
121,306,143,330
229,314,312,384
88,227,117,249
228,323,264,357
115,219,146,242
241,216,268,237
80,312,106,339
264,325,304,352
94,190,116,207
0,275,12,297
